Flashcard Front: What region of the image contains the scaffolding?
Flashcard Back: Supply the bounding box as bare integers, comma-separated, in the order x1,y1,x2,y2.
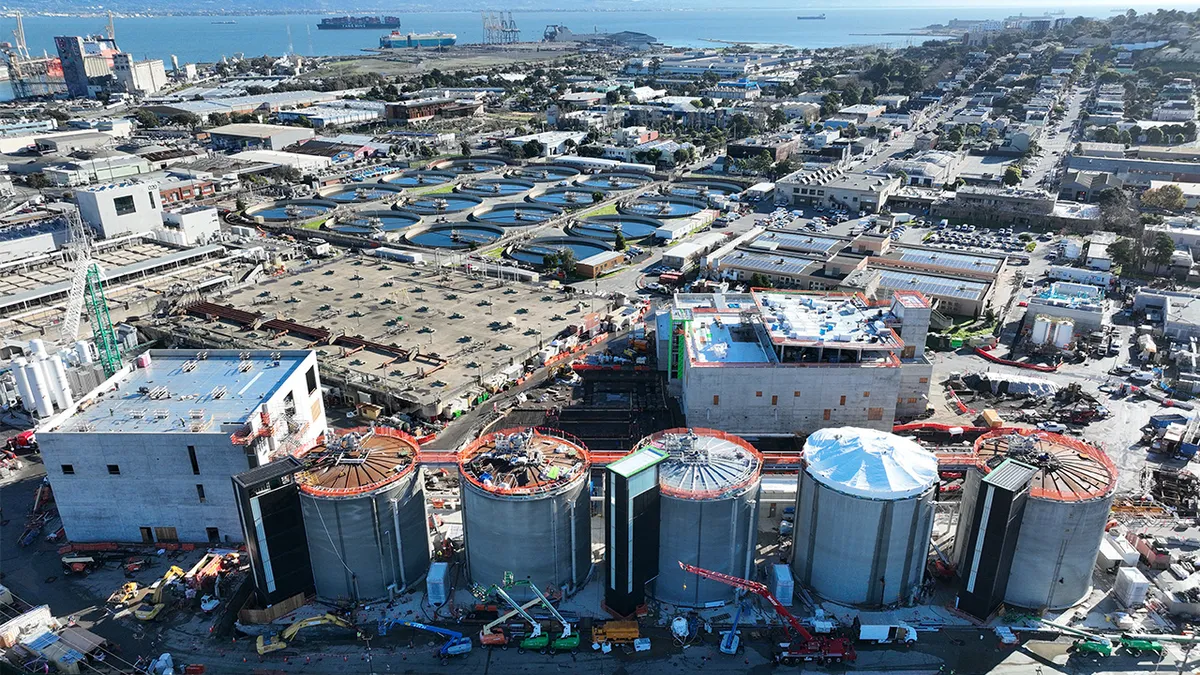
482,11,521,45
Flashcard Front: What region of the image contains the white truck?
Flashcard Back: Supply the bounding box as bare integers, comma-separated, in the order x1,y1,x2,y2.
854,619,918,645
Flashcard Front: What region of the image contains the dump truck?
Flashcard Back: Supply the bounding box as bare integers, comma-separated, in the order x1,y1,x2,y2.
592,621,640,646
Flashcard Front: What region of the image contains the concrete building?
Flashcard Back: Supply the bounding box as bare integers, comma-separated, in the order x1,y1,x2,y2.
1059,170,1122,203
886,151,961,188
1025,282,1105,332
160,206,220,246
506,130,588,157
55,35,119,99
113,53,168,96
76,180,163,239
37,349,328,544
1135,289,1200,342
575,250,624,278
837,104,886,123
779,172,901,213
657,290,933,434
726,134,801,162
208,123,316,151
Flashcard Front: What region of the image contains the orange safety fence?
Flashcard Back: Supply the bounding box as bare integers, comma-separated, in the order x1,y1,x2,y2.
973,347,1059,372
458,426,591,496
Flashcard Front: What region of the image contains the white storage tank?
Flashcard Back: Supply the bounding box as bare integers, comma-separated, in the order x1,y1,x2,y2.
969,430,1117,610
772,565,794,606
11,358,32,409
427,562,450,606
1030,315,1052,346
49,354,73,410
24,359,53,418
1052,319,1074,349
1115,567,1149,607
792,427,938,606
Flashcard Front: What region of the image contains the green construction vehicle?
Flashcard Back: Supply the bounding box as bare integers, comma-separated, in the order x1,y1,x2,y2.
1069,637,1115,657
496,572,580,655
1069,635,1165,659
1120,636,1164,658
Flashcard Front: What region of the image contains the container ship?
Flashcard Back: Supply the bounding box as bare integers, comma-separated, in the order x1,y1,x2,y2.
379,31,457,48
797,14,827,20
318,16,402,30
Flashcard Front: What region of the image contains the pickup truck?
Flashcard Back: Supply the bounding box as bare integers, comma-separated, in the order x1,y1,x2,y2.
853,619,917,645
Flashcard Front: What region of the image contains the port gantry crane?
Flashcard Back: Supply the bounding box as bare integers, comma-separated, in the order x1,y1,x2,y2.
678,562,856,666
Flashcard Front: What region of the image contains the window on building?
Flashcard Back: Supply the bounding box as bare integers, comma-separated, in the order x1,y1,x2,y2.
823,409,831,421
306,365,318,394
713,395,720,405
112,195,136,215
794,391,801,397
908,397,919,404
187,446,199,475
902,346,917,359
868,407,884,421
863,391,870,398
771,395,778,405
61,464,74,475
154,527,179,543
196,484,206,503
839,395,846,406
206,527,220,544
755,391,762,398
107,464,121,475
919,377,929,384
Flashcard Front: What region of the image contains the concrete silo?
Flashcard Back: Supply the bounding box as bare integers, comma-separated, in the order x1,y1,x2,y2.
967,429,1116,610
792,427,938,606
459,427,591,594
298,427,430,604
644,428,762,608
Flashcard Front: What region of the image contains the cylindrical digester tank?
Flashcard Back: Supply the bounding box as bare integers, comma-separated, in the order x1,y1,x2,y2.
298,427,430,604
644,428,762,608
459,427,591,595
971,429,1116,610
11,357,32,409
792,427,938,606
1030,315,1051,345
1052,319,1074,349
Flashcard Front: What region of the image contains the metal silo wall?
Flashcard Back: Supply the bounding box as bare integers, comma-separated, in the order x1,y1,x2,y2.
1003,492,1115,610
462,478,591,594
301,471,428,603
655,483,760,607
791,470,935,606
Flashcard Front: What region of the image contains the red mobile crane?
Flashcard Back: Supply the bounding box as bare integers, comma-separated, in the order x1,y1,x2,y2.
679,562,856,665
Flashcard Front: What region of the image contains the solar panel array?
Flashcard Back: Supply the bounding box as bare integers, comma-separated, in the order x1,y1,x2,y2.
894,247,1002,273
757,231,842,255
876,269,988,300
723,250,821,277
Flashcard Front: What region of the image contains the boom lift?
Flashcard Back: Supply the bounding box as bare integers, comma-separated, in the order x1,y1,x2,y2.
679,562,855,665
471,583,542,648
377,619,472,664
257,613,358,655
720,603,745,655
133,565,185,621
504,579,579,654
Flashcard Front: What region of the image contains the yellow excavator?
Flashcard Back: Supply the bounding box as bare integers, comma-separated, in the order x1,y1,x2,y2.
133,566,185,621
257,613,359,655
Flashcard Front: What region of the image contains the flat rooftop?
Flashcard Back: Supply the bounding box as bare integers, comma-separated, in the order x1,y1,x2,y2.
48,349,310,434
752,290,902,348
1031,281,1104,310
889,246,1004,275
687,313,773,364
718,249,822,278
874,269,990,301
747,230,844,256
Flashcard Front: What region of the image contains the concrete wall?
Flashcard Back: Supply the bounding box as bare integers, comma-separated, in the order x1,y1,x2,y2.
1023,302,1104,333
896,360,934,418
77,182,162,239
682,363,900,435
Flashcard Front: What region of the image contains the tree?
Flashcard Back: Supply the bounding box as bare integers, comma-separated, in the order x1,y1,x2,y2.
1002,165,1022,186
523,140,545,158
749,273,773,289
1097,125,1120,143
235,195,248,211
748,150,774,176
134,108,159,128
45,108,70,123
614,231,627,251
563,138,577,154
1146,127,1165,144
673,147,691,166
1108,237,1139,271
1142,184,1187,211
460,140,472,157
1098,187,1135,232
168,112,201,129
1149,231,1177,270
207,112,230,127
767,107,786,131
591,191,605,203
605,90,620,104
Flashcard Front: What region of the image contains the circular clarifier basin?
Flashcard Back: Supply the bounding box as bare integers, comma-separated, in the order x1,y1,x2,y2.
404,194,483,215
246,199,336,222
436,158,507,174
578,172,653,190
508,165,580,182
406,224,504,250
530,186,608,209
664,179,743,200
473,202,562,226
385,170,455,187
329,210,422,236
567,214,662,241
457,178,534,198
319,183,404,203
508,237,614,267
621,197,703,218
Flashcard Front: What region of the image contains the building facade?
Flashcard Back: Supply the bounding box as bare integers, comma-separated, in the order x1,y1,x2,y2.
76,180,162,238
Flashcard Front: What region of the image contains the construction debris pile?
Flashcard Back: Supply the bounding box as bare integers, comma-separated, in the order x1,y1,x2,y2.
462,429,585,492
1149,468,1200,517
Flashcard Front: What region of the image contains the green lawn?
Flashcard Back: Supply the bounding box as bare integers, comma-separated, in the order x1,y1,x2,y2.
409,183,456,196
582,202,620,217
301,217,328,230
483,245,505,259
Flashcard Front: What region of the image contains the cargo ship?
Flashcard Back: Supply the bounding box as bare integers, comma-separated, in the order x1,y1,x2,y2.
797,14,827,20
379,31,457,48
318,16,402,30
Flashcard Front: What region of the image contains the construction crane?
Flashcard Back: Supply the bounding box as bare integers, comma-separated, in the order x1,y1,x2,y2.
257,613,359,654
679,562,855,665
376,619,472,664
472,583,542,648
60,208,123,375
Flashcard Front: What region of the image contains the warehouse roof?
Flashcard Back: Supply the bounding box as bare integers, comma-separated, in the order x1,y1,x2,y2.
875,269,989,301
209,123,309,139
46,349,311,434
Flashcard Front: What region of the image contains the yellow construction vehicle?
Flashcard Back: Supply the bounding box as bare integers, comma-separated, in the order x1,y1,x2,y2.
257,613,358,655
134,566,185,621
592,620,640,646
108,582,138,607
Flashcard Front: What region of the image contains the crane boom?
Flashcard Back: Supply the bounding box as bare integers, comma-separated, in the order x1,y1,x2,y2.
678,561,813,642
60,208,92,344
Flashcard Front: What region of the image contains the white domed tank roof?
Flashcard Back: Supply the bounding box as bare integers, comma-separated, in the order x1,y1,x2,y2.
803,427,938,500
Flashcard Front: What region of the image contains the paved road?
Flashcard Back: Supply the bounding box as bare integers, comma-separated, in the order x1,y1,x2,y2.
1022,85,1089,190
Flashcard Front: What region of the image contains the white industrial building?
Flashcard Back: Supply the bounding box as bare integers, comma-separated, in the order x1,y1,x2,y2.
1025,282,1106,332
160,206,220,246
657,289,934,435
113,53,169,96
76,180,163,239
37,349,328,544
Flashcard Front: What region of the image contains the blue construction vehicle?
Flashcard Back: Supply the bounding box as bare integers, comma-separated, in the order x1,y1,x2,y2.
378,619,472,664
